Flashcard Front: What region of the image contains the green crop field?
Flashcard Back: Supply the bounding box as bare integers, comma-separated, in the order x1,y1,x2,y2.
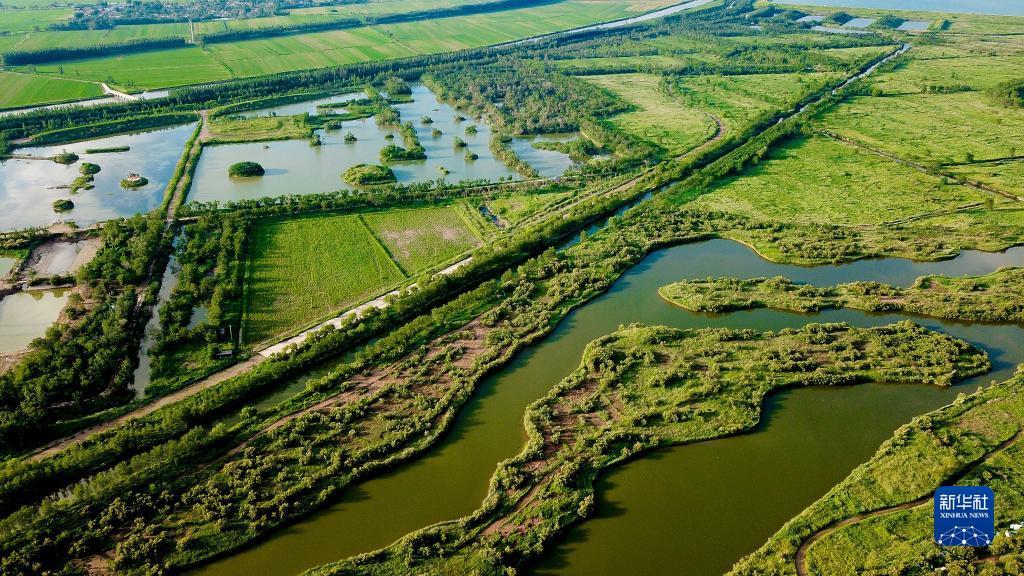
0,70,104,109
17,0,679,91
692,135,992,226
868,55,1024,94
818,92,1024,166
243,213,405,343
485,191,573,226
584,73,716,156
361,206,482,274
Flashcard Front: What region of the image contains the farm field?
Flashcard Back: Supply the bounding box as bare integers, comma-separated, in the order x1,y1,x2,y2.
691,134,992,225
0,70,104,109
484,191,574,226
17,0,681,91
243,213,404,344
361,206,483,274
244,204,487,343
584,73,716,156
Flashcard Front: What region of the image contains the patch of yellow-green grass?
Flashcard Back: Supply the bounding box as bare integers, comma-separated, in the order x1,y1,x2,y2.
948,160,1024,198
0,71,104,110
692,134,991,226
584,73,716,156
869,55,1024,94
818,92,1024,165
671,72,838,133
485,191,574,226
361,206,482,275
243,213,405,344
205,115,312,143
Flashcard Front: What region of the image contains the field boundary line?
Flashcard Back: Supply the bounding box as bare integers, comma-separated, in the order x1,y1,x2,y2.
356,213,411,278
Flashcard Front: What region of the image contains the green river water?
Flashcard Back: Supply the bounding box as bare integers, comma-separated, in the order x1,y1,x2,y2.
196,238,1024,576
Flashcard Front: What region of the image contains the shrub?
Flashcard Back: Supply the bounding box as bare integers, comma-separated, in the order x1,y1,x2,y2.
52,198,74,212
228,161,265,177
342,163,397,185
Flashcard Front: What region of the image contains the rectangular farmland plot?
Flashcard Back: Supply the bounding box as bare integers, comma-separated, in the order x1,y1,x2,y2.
243,214,405,343
361,207,483,275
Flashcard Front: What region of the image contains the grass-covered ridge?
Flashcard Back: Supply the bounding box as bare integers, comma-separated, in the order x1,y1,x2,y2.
307,321,989,575
659,267,1024,322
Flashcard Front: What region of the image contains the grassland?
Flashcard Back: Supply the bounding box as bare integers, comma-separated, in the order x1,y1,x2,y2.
691,134,992,225
669,72,837,133
361,206,482,274
311,322,990,575
484,191,574,226
204,114,312,143
17,0,681,91
818,92,1024,166
659,267,1024,322
730,367,1024,576
584,73,716,156
0,70,103,110
243,213,404,343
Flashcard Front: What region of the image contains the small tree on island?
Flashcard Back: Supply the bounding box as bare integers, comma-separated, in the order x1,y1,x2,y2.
228,162,265,177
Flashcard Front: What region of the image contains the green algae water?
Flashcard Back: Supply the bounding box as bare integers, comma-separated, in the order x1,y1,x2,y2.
195,239,1024,576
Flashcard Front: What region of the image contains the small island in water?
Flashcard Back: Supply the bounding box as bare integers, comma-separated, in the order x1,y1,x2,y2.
343,163,396,185
228,161,265,177
120,173,149,189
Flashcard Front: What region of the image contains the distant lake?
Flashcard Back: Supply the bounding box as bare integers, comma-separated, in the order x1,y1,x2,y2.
777,0,1024,16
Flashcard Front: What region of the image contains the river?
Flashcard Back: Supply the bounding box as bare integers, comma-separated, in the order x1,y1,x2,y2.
194,238,1024,576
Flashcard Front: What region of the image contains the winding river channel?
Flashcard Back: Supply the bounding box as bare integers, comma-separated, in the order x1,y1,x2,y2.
196,237,1024,575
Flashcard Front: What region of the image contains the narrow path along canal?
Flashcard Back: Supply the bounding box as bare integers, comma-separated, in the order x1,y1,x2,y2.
195,238,1024,576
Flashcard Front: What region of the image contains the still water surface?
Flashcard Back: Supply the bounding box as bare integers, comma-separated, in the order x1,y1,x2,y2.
0,289,69,352
187,85,522,204
0,124,195,231
777,0,1024,16
195,239,1024,576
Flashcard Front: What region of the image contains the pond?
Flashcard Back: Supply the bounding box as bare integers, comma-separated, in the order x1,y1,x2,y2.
775,0,1024,16
132,253,180,396
186,84,519,204
0,256,17,279
508,133,578,179
0,123,195,231
0,289,69,353
193,239,1024,576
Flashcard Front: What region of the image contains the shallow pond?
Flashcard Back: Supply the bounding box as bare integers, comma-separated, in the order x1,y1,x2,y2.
780,0,1024,16
0,123,195,231
0,289,69,353
508,133,578,179
132,253,180,396
0,256,17,279
187,84,518,204
194,239,1024,576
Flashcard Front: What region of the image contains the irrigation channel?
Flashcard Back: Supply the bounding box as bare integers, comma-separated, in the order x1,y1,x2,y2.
195,237,1024,576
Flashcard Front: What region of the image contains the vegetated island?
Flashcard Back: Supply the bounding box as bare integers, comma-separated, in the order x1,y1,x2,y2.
730,366,1024,576
658,268,1024,323
307,322,989,576
52,198,74,212
343,163,396,186
228,161,265,177
120,173,149,189
84,146,130,154
52,151,78,165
